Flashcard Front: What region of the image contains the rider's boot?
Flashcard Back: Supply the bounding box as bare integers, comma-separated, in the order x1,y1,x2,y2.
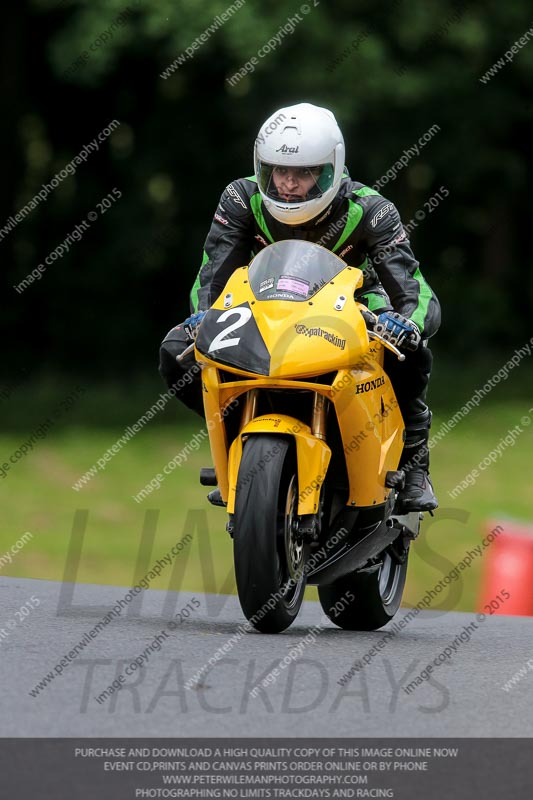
396,413,438,513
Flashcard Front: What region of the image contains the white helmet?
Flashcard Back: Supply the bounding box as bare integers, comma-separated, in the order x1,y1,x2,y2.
254,102,345,226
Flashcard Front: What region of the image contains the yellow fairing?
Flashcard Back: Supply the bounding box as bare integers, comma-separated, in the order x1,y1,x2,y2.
196,265,368,379
202,360,332,514
332,363,404,506
226,415,331,515
201,367,403,511
197,259,405,511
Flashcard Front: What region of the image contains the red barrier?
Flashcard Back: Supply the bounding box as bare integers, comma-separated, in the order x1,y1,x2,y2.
478,520,533,616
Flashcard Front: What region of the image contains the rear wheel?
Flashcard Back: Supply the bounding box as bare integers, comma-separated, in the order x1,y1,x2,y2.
233,435,307,633
318,546,409,631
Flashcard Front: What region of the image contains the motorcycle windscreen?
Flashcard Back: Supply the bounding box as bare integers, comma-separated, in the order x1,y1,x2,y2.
195,302,271,375
248,240,346,302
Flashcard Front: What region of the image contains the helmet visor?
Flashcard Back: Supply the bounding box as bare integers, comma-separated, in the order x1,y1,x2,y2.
257,161,335,205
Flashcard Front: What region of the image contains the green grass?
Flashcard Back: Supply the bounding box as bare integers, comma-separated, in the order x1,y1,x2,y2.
2,392,532,614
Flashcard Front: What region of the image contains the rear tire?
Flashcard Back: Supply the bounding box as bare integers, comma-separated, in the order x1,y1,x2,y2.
233,435,307,633
318,547,409,631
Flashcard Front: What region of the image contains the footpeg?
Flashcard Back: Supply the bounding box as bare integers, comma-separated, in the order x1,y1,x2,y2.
200,467,217,486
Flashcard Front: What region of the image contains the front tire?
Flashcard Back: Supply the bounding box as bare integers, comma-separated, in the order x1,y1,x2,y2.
318,546,409,631
233,435,306,633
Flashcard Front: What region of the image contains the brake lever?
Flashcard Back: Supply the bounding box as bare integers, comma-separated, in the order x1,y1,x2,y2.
368,330,406,361
176,342,196,364
360,309,406,361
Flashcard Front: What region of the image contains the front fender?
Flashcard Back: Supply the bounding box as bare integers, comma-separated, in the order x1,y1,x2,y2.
227,414,331,515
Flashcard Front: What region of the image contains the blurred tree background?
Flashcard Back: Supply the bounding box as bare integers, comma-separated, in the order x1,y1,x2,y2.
2,0,532,380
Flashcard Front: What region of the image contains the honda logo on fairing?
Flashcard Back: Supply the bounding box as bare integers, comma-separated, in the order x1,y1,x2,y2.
355,376,386,394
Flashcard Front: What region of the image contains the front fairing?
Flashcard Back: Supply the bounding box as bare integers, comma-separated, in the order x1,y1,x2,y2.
195,240,369,378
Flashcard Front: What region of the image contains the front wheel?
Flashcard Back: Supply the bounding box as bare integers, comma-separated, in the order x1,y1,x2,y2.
233,435,307,633
318,546,409,631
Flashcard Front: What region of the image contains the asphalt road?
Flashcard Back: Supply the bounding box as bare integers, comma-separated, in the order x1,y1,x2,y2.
1,576,532,737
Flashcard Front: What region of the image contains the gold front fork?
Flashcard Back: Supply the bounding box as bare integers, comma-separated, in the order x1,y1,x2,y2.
240,388,258,429
311,392,327,440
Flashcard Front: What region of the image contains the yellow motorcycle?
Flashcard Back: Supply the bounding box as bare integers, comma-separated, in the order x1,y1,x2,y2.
192,240,421,633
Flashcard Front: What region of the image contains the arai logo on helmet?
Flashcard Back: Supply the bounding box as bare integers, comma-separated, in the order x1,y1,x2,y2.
276,144,299,154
